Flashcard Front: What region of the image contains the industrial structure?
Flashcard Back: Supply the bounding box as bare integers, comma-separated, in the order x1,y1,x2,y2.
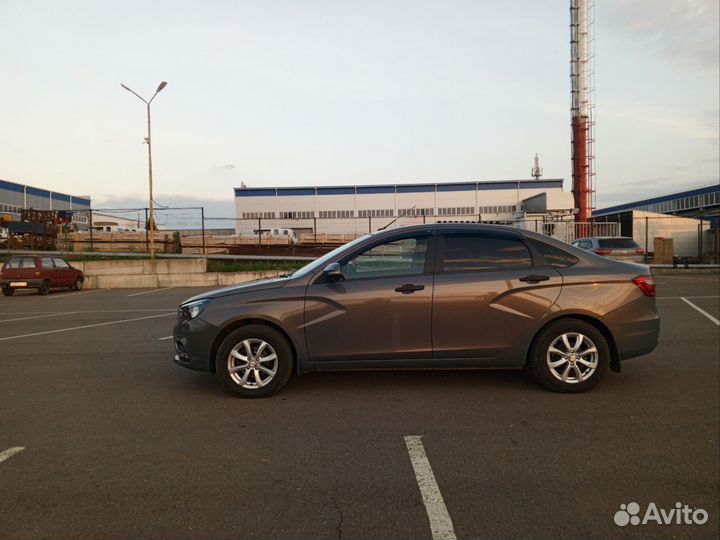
234,178,576,237
594,184,720,261
570,0,595,224
0,178,91,220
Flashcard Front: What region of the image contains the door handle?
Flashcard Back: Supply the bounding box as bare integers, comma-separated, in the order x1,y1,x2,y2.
395,283,425,294
519,274,550,283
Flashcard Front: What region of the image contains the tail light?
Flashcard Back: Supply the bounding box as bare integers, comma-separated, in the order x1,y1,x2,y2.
632,275,656,297
594,248,612,256
635,248,645,255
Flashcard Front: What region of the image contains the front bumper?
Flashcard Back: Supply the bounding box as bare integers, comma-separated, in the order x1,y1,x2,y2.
1,278,43,289
172,316,220,372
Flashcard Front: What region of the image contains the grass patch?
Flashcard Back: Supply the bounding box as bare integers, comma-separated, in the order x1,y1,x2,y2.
207,260,307,273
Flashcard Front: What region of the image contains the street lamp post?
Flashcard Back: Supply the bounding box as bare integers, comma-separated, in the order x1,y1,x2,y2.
121,81,168,258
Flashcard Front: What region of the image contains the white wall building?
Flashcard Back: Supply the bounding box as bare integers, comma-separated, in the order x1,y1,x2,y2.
234,179,574,237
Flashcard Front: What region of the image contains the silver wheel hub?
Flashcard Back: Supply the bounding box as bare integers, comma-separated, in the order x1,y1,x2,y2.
546,332,598,384
227,338,278,389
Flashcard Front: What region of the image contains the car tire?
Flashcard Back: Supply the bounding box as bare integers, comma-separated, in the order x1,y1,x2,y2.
39,280,51,295
529,319,610,393
215,324,293,398
73,278,83,291
1,287,14,297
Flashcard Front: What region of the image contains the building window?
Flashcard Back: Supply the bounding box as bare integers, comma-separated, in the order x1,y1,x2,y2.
358,209,393,218
399,208,433,217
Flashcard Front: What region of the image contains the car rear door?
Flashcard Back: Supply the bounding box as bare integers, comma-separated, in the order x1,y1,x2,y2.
40,256,56,285
432,231,562,361
304,233,435,364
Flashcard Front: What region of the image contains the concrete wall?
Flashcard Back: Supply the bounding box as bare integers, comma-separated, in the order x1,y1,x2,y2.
73,258,207,276
83,269,283,289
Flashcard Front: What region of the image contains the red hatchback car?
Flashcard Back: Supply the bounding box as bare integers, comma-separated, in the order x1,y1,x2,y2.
1,255,84,296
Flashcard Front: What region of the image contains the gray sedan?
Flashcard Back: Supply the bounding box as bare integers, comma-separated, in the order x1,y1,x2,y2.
173,224,660,397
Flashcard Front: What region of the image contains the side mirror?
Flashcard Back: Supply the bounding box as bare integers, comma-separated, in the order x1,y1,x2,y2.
322,262,344,281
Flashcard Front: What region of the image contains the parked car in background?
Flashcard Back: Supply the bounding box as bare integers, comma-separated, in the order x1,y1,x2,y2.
174,224,660,397
1,255,84,296
571,236,645,262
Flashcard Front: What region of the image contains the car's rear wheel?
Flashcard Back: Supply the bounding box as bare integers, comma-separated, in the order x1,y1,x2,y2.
39,280,51,295
215,324,293,398
73,278,83,291
529,319,609,393
1,287,14,297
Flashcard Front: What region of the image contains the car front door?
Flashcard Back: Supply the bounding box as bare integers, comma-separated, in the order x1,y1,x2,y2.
52,257,72,286
304,233,435,365
432,231,562,361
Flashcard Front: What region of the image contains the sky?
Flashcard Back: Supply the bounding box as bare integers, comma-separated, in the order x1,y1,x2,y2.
0,0,717,220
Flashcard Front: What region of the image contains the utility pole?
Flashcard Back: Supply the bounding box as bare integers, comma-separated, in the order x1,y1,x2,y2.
121,81,168,258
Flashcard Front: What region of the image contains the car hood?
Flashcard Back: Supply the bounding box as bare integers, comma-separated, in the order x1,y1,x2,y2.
180,277,288,305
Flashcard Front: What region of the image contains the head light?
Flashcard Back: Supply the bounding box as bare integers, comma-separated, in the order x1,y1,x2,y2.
179,299,210,321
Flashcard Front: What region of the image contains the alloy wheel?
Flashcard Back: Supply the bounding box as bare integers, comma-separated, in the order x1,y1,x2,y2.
227,338,278,389
546,332,599,384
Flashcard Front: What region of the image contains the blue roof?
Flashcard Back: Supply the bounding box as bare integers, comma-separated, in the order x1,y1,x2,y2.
235,179,564,197
595,184,719,216
0,178,91,205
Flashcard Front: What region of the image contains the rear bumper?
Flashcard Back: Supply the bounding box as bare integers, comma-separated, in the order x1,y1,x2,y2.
1,278,43,289
607,297,661,361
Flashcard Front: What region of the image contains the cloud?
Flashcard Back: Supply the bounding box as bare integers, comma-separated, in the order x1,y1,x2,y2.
213,164,236,171
601,0,719,70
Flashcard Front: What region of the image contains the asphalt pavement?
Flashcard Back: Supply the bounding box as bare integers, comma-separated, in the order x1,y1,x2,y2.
0,275,718,539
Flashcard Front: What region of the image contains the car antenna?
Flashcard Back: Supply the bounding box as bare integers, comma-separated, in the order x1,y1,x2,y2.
378,206,416,231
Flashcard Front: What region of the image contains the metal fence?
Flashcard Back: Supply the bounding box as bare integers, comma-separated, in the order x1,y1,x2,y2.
3,206,717,263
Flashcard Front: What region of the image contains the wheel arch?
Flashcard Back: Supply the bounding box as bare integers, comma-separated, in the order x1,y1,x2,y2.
526,313,621,373
209,317,298,374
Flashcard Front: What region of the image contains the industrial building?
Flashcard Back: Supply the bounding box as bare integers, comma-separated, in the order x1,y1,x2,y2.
0,178,91,220
234,178,575,237
594,184,720,260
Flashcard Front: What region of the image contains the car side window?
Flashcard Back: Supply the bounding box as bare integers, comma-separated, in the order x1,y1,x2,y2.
41,256,55,269
341,236,428,280
20,257,38,269
5,257,21,269
530,240,579,268
441,234,532,272
53,258,70,269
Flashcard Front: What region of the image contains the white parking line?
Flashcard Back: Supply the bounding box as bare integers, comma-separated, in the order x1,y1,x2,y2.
0,312,76,324
404,436,456,540
657,296,720,299
45,289,106,299
126,287,175,297
158,335,173,341
0,313,175,342
0,447,25,464
681,297,720,326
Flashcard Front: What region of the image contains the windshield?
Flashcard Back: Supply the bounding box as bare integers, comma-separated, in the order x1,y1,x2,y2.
290,234,373,279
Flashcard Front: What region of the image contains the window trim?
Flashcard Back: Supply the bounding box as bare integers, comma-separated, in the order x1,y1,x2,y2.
435,232,536,274
313,233,437,284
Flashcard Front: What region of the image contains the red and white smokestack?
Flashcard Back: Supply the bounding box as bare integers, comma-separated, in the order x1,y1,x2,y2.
570,0,594,225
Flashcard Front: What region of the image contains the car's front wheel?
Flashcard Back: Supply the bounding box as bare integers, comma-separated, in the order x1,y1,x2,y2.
529,319,610,393
73,278,83,291
39,280,51,295
215,324,293,398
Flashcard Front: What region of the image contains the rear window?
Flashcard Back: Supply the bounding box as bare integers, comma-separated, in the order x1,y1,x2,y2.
4,257,37,269
442,234,532,272
598,238,639,249
531,240,579,268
